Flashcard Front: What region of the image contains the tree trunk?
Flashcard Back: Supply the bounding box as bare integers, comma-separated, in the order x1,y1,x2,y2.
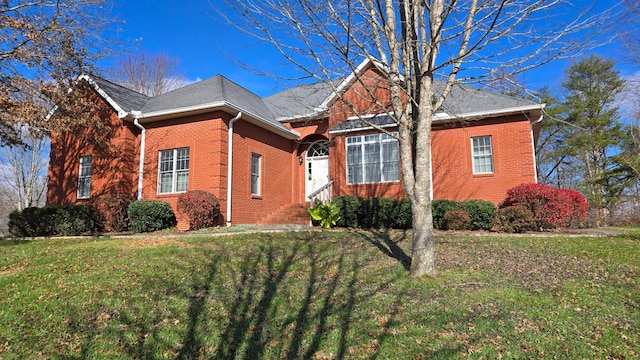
409,199,437,277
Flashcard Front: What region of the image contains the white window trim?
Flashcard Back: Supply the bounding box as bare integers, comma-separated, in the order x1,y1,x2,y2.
77,155,92,199
346,132,400,184
471,135,494,174
251,153,261,196
157,147,189,194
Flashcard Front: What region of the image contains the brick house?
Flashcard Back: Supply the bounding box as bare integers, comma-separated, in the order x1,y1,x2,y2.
47,59,544,229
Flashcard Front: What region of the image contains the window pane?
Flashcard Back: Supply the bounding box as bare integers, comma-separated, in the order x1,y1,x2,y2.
346,144,362,184
346,134,399,184
78,155,92,198
176,148,189,170
251,154,261,195
159,173,173,193
382,141,400,181
472,136,493,174
158,148,189,194
78,178,90,198
364,143,381,183
176,171,189,192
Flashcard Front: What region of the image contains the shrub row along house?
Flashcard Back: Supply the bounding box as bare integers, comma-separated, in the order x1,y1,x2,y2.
47,59,545,229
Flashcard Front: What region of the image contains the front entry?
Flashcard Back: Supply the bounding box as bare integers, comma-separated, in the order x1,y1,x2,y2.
305,140,330,199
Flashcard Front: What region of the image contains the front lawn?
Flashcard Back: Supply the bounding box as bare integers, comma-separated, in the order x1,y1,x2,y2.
0,230,638,359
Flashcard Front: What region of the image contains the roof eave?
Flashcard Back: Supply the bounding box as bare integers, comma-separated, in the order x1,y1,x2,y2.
328,104,545,135
434,104,545,123
135,102,300,140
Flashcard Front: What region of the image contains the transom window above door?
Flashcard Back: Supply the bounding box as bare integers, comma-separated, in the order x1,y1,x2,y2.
307,140,329,157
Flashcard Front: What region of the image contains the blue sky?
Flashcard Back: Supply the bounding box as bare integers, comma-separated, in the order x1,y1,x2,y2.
101,1,637,98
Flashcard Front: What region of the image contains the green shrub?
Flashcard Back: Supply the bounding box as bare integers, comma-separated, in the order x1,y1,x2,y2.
460,200,496,230
492,205,537,233
54,205,100,235
128,200,177,233
332,196,413,229
8,205,100,237
442,209,471,230
333,196,361,228
177,190,222,230
388,198,412,229
92,194,134,232
432,199,458,230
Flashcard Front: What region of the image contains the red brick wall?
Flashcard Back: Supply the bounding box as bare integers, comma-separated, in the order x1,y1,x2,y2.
141,111,228,228
229,120,296,224
47,96,139,206
141,112,296,228
432,116,536,204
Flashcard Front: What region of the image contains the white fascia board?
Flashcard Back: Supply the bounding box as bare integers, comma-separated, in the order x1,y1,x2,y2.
136,101,300,140
275,108,329,123
434,104,545,123
318,58,374,110
77,74,130,118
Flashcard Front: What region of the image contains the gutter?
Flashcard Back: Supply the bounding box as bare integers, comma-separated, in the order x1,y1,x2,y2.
133,115,145,200
226,112,242,227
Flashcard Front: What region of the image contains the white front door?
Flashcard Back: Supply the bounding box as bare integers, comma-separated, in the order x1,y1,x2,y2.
305,156,329,199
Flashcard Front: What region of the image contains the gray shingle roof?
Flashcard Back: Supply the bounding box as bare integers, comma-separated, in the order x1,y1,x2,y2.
85,66,540,139
91,76,150,113
329,82,541,133
87,74,295,138
141,75,274,119
264,80,340,120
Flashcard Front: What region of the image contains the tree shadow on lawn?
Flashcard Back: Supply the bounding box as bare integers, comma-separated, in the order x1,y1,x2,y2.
61,233,404,359
356,230,412,271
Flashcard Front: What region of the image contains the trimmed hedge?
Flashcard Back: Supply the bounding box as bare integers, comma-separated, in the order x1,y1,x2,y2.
127,200,177,233
332,196,412,229
331,196,496,230
433,199,496,231
8,205,100,237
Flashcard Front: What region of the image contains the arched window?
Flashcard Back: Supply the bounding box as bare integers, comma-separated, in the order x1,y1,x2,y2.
307,140,329,157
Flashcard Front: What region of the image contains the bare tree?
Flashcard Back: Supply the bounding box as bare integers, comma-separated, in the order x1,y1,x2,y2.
108,52,188,96
223,1,622,277
1,0,118,145
0,127,48,212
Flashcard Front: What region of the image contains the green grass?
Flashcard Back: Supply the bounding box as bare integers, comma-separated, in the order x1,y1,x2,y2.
0,230,638,359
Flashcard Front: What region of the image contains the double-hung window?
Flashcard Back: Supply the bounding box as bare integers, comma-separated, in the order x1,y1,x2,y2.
158,147,189,194
77,155,92,199
251,153,261,196
346,133,400,184
471,136,494,174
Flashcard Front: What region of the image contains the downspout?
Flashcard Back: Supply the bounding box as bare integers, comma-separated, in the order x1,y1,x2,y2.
530,113,544,184
226,112,242,227
133,115,145,200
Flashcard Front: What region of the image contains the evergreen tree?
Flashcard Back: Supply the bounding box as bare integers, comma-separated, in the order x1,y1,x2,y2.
560,55,626,223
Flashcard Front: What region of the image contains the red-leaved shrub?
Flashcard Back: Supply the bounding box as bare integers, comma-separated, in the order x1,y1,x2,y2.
500,183,588,229
177,190,222,230
92,194,134,232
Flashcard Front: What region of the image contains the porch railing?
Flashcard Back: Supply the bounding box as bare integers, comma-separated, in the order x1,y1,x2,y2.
307,181,334,207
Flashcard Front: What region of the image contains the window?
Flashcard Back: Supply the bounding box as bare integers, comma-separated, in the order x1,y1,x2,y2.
77,155,92,199
251,153,261,196
472,136,494,174
158,147,189,194
346,133,400,184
